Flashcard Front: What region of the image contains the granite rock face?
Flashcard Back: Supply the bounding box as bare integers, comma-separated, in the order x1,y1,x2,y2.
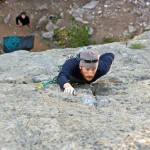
0,32,150,149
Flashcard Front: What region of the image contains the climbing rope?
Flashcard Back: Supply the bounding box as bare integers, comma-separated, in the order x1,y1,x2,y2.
24,26,60,49
36,76,58,90
35,64,63,90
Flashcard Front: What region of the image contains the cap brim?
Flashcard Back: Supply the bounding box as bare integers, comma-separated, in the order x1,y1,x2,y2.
79,60,98,68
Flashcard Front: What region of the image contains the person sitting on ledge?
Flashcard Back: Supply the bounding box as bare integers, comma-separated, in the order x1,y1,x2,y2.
57,50,114,95
16,12,32,29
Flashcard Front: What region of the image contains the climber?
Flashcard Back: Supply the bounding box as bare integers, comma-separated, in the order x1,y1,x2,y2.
16,12,32,29
57,50,114,95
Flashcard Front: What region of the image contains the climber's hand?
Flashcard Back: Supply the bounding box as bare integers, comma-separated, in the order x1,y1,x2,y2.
63,83,76,95
16,24,22,27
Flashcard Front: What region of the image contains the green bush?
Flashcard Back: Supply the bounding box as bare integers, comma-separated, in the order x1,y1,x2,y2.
69,15,75,21
102,37,116,44
54,28,70,48
54,24,91,48
143,27,150,32
129,43,146,49
50,14,62,24
69,25,91,48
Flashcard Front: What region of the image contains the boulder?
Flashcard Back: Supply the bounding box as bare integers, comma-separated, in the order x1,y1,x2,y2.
36,4,48,11
83,1,99,9
3,13,10,24
41,31,54,39
36,15,47,29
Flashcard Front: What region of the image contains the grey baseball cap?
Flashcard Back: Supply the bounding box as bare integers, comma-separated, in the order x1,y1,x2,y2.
79,51,99,68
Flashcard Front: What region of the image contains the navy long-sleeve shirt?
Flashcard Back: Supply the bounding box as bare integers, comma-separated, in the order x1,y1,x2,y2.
57,53,114,88
16,15,30,26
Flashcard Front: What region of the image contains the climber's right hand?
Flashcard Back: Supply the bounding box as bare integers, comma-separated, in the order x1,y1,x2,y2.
63,83,76,95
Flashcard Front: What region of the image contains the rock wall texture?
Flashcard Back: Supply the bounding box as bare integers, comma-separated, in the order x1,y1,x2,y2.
0,32,150,149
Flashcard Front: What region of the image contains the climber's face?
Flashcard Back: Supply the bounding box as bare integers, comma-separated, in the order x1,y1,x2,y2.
80,66,98,81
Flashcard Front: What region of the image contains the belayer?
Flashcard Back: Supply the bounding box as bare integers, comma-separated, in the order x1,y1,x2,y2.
57,50,114,95
16,12,32,29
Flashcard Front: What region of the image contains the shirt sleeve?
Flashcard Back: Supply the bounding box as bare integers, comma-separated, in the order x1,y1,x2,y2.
98,53,114,76
26,16,30,24
16,16,20,25
57,58,79,88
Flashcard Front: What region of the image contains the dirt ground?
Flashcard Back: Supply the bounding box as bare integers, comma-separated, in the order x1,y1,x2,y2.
0,0,149,52
0,23,50,52
0,0,89,52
